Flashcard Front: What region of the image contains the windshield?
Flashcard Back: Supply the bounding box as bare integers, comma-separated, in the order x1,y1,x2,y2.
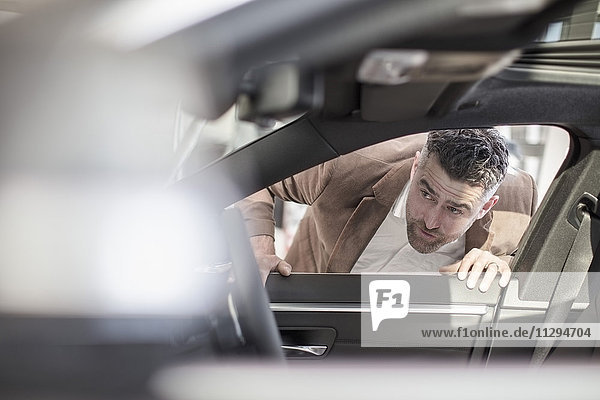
171,106,300,181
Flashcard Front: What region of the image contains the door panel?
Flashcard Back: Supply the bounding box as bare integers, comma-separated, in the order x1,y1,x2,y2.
267,273,502,361
266,273,593,363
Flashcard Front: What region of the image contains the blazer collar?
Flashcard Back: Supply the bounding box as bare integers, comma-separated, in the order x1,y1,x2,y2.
372,158,413,207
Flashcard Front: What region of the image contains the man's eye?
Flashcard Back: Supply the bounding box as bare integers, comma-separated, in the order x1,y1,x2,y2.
448,207,462,215
421,190,433,200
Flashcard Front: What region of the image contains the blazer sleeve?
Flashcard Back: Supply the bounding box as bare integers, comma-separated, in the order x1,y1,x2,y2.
235,158,338,238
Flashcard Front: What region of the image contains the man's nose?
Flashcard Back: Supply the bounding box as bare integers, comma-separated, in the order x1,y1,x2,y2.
424,207,442,230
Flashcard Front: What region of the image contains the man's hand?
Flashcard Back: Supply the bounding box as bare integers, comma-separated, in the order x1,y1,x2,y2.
249,235,292,284
439,248,511,292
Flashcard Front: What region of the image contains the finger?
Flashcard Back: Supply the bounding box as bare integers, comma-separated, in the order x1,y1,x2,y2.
498,264,512,288
477,262,498,293
275,259,292,276
258,256,291,285
466,257,489,290
254,255,281,283
457,249,481,280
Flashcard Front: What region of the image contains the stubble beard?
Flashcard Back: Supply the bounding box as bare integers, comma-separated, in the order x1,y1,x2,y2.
405,211,463,254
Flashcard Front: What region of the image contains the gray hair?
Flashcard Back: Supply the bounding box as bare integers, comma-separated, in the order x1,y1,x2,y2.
420,128,509,195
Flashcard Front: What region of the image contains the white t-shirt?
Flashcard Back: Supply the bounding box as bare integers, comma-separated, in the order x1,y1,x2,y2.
351,183,465,273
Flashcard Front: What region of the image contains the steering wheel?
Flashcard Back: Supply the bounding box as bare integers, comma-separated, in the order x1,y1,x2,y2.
221,207,284,360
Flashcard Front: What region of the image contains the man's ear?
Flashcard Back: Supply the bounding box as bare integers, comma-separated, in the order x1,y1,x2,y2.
410,151,420,180
477,195,499,220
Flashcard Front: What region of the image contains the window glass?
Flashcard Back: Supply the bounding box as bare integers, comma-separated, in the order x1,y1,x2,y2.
496,125,569,206
171,106,300,182
538,0,600,42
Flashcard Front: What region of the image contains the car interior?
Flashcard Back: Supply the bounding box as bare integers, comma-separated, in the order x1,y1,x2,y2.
171,0,600,366
0,0,599,398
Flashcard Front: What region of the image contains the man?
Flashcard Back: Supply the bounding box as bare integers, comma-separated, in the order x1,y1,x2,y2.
237,129,537,292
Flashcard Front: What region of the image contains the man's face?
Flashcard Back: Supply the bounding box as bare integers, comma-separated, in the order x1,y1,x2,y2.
405,152,498,254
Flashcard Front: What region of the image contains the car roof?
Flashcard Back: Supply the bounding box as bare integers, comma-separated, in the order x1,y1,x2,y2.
162,0,581,120
172,0,597,209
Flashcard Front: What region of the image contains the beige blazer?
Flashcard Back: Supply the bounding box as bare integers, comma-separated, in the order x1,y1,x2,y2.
237,134,538,273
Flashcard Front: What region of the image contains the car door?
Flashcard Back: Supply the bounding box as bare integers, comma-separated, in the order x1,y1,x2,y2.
263,125,592,364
